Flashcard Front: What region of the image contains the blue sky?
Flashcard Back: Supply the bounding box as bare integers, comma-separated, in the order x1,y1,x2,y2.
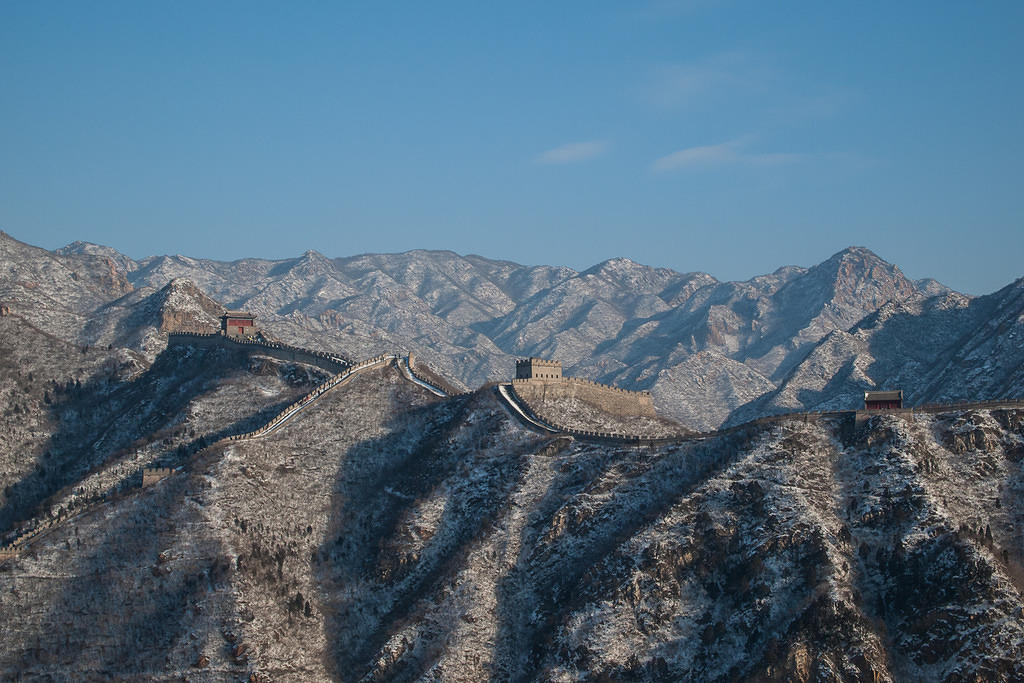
1,1,1021,293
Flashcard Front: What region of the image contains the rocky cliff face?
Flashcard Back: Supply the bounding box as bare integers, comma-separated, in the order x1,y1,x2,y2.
77,277,228,359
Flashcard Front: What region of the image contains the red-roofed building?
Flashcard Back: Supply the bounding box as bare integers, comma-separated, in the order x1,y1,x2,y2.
221,311,258,338
864,390,903,410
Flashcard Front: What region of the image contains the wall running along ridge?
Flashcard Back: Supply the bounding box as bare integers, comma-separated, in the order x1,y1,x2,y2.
510,377,656,418
504,383,674,443
213,354,396,444
500,383,1024,446
407,354,466,397
167,332,351,374
0,352,399,563
141,468,175,487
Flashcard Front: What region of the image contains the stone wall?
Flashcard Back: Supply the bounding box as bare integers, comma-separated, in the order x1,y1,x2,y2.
213,354,396,445
407,353,465,396
0,353,397,565
167,332,350,374
142,467,175,487
502,383,675,444
511,377,656,418
516,357,562,380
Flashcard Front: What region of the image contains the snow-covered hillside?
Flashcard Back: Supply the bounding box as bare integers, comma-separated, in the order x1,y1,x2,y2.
5,231,1021,430
3,229,1024,679
2,357,1024,681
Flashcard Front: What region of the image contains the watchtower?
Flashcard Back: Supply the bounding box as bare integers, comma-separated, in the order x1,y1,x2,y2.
864,390,903,410
220,311,258,338
515,357,562,380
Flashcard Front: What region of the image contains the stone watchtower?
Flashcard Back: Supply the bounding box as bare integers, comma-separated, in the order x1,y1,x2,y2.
864,390,903,410
511,357,656,418
220,311,258,338
516,357,562,380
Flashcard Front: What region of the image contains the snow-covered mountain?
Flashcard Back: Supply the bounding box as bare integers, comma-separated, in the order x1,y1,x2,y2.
3,229,1024,680
2,354,1024,681
10,231,1020,430
730,278,1024,426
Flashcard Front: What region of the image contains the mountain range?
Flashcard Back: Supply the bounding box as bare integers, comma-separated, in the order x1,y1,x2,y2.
3,230,1021,430
3,230,1024,680
2,347,1024,680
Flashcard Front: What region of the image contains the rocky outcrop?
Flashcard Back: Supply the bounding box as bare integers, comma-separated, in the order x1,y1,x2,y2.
157,278,224,333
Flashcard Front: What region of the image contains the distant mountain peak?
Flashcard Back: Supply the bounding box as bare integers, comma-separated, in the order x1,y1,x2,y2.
274,249,336,279
806,246,918,311
915,277,954,298
296,249,334,268
600,256,640,267
833,244,881,259
579,256,680,293
56,240,95,254
164,276,200,291
819,245,892,272
582,256,643,275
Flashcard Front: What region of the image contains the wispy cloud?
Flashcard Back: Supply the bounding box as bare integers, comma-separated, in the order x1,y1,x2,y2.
645,52,774,109
652,139,802,172
535,140,609,165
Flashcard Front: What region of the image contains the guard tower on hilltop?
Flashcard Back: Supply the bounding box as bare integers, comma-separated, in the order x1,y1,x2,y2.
864,390,903,410
510,356,656,418
220,311,258,338
515,357,562,380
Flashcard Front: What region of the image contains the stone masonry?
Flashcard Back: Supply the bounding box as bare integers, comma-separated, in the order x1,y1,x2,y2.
516,357,562,380
512,358,656,418
142,467,175,487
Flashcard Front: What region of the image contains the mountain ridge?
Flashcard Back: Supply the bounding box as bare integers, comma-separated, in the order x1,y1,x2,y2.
2,231,1021,431
3,230,1024,680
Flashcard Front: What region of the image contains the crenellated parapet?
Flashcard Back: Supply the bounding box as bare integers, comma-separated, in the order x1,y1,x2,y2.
142,467,175,487
516,357,562,380
511,376,652,397
210,354,397,445
168,332,352,373
511,364,656,418
505,383,666,443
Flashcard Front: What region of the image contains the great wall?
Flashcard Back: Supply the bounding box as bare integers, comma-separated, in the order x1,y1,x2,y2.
166,331,352,374
212,353,399,443
496,392,1024,446
2,325,1023,564
512,357,655,418
510,377,656,418
404,352,468,397
501,381,666,441
0,333,450,563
